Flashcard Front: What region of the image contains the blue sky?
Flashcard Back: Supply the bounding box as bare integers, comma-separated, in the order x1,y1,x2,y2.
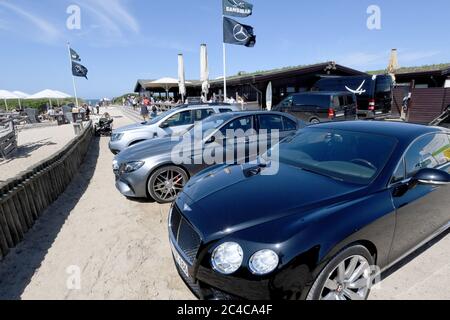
0,0,449,99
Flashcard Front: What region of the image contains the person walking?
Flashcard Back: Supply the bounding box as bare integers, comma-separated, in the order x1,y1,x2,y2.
140,99,150,121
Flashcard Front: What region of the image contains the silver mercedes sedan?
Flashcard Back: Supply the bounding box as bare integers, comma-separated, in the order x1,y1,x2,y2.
113,111,304,203
109,103,239,154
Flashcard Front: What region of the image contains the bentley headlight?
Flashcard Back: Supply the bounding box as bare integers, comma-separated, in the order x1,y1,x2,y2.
249,250,279,275
211,242,243,275
111,133,124,142
123,161,145,173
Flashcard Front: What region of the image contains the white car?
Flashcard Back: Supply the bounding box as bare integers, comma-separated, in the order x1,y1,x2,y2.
109,103,240,154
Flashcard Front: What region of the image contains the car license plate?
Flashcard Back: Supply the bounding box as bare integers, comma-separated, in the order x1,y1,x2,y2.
171,243,189,278
336,111,345,118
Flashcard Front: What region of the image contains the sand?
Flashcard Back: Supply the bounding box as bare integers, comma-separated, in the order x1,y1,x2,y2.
0,124,77,183
0,107,193,300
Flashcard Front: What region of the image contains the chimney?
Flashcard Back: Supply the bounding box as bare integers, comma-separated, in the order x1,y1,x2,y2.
387,49,399,74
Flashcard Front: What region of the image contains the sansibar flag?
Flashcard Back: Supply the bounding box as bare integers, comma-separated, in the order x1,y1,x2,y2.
72,61,88,79
223,17,256,47
70,48,81,62
222,0,253,17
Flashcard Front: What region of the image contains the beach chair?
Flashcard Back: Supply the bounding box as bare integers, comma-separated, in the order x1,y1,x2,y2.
0,120,17,159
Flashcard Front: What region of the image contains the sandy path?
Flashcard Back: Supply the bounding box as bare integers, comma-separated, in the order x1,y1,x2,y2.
0,124,76,183
0,106,193,300
0,105,448,300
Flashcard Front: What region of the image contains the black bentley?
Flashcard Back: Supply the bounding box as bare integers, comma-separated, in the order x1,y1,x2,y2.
169,121,450,300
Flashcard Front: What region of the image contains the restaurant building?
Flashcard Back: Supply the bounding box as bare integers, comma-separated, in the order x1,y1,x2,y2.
134,61,366,107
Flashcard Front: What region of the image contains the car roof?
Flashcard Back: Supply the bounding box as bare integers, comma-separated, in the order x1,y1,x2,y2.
224,110,293,117
293,91,354,96
205,110,297,122
312,121,444,143
178,103,231,109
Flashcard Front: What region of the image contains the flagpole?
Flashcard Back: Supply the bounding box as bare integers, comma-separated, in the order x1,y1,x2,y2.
67,42,79,108
222,42,227,103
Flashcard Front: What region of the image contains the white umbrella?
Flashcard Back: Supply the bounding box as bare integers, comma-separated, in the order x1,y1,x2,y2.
178,54,186,102
266,82,273,111
51,91,72,106
0,90,19,111
12,91,30,109
13,91,30,98
26,89,68,108
200,44,210,101
52,90,71,99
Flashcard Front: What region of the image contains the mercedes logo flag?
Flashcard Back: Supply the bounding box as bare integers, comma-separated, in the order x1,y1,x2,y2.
223,17,256,47
70,48,81,62
222,0,253,18
72,61,89,79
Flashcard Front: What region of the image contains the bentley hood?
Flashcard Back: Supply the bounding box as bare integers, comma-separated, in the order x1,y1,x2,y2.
176,163,368,241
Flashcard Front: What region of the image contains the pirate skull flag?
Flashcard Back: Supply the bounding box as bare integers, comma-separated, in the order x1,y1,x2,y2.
70,48,81,62
72,61,89,79
223,17,256,47
222,0,253,18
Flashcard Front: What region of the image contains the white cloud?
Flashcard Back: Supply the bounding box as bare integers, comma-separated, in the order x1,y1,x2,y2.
0,19,7,30
0,1,62,42
337,52,388,69
400,50,440,63
78,1,124,38
86,0,140,34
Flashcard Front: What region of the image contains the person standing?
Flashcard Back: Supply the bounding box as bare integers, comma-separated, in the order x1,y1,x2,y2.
132,97,138,111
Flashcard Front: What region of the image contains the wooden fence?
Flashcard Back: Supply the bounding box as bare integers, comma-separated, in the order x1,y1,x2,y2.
0,121,93,260
392,87,450,124
408,88,450,124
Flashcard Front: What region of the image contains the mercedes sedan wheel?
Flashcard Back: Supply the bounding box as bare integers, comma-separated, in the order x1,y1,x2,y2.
148,166,189,204
307,245,374,300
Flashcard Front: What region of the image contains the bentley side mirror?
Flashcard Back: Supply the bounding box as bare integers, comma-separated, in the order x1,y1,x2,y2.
412,168,450,186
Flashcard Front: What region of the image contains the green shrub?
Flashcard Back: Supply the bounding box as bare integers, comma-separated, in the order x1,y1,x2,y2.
1,98,83,112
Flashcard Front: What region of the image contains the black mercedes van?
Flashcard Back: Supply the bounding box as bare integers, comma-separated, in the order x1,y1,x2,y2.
274,91,358,124
313,75,393,118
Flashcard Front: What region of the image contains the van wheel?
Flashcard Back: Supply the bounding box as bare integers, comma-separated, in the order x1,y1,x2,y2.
307,245,374,300
310,118,320,124
147,166,189,204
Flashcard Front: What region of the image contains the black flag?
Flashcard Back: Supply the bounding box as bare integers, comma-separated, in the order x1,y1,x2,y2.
72,61,88,79
70,48,81,61
222,0,253,17
223,17,256,47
